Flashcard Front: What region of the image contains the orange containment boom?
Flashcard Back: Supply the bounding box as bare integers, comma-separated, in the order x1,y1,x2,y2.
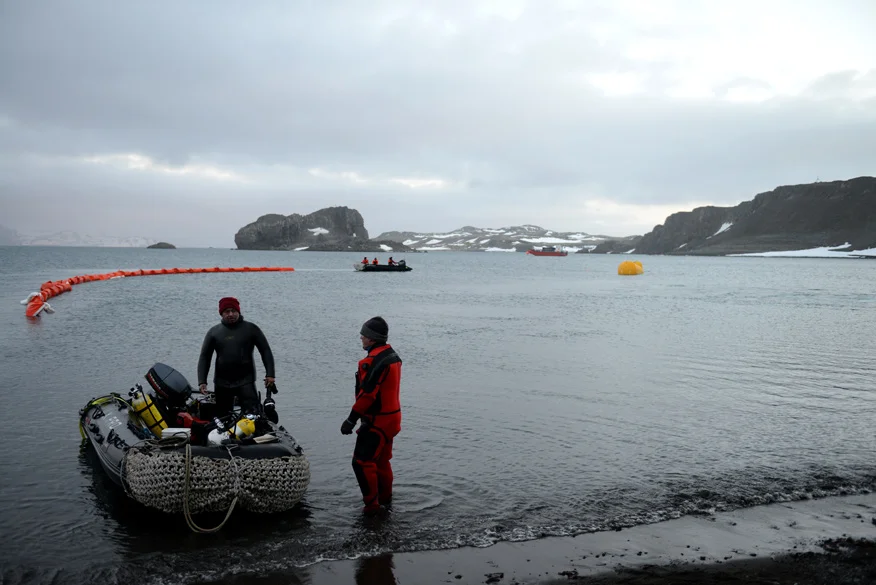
20,266,295,318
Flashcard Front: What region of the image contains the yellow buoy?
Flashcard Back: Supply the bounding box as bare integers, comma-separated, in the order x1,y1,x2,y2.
618,260,644,276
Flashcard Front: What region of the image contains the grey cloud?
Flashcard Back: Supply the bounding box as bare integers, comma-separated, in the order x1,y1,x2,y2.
0,154,379,247
805,69,876,99
713,77,774,97
1,0,874,244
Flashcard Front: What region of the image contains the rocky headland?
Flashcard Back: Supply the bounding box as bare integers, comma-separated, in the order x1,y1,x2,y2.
610,176,876,256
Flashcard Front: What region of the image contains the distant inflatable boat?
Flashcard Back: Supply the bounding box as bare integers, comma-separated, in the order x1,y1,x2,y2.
526,246,568,257
354,262,413,272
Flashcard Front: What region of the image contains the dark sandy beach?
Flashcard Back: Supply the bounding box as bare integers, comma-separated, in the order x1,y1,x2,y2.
197,493,876,585
538,538,876,584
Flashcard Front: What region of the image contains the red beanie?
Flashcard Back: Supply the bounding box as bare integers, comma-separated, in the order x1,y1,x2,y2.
219,297,240,314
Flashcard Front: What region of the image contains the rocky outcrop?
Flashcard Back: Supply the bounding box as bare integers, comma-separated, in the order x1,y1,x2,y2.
235,206,370,250
147,242,176,249
627,177,876,255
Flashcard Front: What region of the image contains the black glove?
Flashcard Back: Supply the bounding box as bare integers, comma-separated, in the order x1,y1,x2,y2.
340,418,356,435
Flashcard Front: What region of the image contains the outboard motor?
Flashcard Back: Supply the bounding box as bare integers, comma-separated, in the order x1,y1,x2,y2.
128,363,194,439
145,362,193,409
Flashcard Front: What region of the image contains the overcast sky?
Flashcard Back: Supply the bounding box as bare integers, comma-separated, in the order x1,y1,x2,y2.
1,0,874,247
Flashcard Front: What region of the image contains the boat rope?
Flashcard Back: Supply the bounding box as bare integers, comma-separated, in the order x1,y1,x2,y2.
183,442,239,534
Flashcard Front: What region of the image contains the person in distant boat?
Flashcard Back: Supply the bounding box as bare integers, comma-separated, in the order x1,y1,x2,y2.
387,257,396,266
341,316,402,515
362,257,369,264
197,296,276,416
372,258,379,265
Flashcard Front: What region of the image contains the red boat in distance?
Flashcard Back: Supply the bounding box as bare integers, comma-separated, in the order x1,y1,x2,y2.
526,246,568,257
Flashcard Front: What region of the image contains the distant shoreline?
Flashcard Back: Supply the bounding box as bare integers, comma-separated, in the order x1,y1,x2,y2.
3,244,875,259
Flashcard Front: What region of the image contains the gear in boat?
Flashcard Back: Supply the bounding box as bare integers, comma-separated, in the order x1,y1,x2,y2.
79,363,310,532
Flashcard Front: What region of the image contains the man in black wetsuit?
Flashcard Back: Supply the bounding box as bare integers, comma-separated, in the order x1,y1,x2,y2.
197,296,276,415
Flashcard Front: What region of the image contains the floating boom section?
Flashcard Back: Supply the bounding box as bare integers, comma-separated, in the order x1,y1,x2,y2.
21,266,295,317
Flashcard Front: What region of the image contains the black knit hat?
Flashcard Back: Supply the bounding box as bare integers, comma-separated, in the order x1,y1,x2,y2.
360,316,388,343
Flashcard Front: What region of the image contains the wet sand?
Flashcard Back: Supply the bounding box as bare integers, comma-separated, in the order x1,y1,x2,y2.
199,493,876,585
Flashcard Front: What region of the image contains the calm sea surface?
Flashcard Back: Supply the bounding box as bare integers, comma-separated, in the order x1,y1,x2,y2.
1,247,875,584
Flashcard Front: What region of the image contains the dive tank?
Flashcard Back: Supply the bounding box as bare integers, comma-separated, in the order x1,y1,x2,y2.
230,415,256,440
207,416,257,445
129,384,167,438
207,428,226,446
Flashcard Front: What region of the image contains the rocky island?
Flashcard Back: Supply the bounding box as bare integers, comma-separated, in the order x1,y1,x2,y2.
147,242,176,249
234,206,414,252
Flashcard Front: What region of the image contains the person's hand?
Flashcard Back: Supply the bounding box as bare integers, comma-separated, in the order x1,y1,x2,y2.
340,418,356,435
264,377,275,388
199,383,208,395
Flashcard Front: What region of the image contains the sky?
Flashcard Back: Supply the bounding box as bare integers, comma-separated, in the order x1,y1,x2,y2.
1,0,874,248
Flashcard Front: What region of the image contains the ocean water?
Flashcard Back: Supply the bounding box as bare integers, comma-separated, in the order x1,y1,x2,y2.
1,246,875,585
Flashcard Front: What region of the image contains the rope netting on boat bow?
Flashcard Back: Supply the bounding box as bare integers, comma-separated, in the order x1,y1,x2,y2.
121,438,310,532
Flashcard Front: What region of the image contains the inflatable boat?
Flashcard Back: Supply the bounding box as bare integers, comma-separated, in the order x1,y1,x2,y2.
79,363,310,531
354,261,413,272
526,246,568,256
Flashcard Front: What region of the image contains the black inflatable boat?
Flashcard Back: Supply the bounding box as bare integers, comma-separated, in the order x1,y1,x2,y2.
354,261,412,272
79,363,311,523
